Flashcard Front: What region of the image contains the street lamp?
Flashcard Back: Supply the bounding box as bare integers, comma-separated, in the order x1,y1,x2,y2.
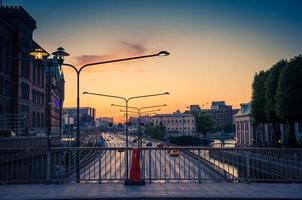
31,47,169,183
113,104,166,147
83,91,170,180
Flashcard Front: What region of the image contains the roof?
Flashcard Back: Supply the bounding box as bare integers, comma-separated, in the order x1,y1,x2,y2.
234,103,251,117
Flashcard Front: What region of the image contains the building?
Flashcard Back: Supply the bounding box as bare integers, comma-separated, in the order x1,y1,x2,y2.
95,117,113,128
233,103,253,147
204,101,234,131
64,107,96,129
0,6,64,136
150,110,195,136
189,105,201,113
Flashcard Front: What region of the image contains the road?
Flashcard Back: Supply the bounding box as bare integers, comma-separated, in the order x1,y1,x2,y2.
79,133,220,183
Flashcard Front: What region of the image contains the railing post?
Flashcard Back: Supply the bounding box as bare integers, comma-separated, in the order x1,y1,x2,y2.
99,154,102,184
47,149,51,182
149,148,151,184
141,148,145,181
246,150,250,183
198,149,201,184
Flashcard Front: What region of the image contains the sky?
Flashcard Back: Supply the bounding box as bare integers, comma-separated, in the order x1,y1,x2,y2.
6,0,302,122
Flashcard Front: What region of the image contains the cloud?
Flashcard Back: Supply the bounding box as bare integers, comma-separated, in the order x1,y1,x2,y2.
119,41,147,54
74,54,115,66
73,41,148,66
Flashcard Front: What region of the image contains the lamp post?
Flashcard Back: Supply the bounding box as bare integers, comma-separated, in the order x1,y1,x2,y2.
83,92,169,181
31,47,169,183
112,104,166,147
30,48,54,147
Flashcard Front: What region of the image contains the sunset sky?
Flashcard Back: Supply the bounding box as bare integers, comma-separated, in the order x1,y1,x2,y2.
9,0,302,122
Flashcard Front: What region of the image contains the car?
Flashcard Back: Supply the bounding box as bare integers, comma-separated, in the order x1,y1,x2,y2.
157,142,164,147
132,139,138,143
146,142,152,146
118,149,124,153
168,149,180,156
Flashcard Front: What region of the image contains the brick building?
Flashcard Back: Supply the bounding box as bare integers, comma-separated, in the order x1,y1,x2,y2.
0,6,64,136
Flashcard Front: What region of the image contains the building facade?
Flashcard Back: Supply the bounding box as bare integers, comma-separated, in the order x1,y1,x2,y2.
204,101,234,131
233,103,253,147
64,107,96,129
0,6,64,136
150,111,195,136
95,117,113,128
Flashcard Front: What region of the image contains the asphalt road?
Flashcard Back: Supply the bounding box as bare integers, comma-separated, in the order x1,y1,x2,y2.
79,133,220,183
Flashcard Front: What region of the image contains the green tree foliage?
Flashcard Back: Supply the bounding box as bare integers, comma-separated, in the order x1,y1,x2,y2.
195,111,214,136
276,55,302,146
144,125,166,140
265,60,287,144
251,70,268,125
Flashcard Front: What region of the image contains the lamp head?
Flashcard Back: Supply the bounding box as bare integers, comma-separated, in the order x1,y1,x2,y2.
30,48,49,61
52,47,69,64
158,51,170,57
83,92,88,94
164,92,170,95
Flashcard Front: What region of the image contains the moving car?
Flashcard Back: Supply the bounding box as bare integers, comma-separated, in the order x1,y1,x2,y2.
118,149,124,152
168,149,180,156
132,138,138,143
157,142,164,147
146,142,152,146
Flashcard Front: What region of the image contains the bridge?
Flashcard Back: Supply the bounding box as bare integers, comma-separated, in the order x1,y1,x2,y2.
0,132,302,199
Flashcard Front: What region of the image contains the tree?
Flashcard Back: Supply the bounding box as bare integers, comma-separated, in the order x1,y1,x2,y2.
251,70,268,125
195,111,214,136
265,60,287,145
144,125,166,140
276,55,302,146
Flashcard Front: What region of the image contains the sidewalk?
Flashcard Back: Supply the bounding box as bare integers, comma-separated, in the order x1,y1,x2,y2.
0,182,302,200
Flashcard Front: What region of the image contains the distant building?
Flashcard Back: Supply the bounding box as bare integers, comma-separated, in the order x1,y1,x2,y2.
150,110,195,136
95,117,113,128
64,107,95,129
204,101,234,130
189,105,201,113
0,6,64,136
233,103,253,147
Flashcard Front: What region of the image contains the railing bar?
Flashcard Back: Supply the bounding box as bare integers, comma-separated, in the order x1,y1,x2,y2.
115,150,117,180
109,150,112,180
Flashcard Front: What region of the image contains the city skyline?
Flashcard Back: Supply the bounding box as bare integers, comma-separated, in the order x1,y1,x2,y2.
7,0,302,121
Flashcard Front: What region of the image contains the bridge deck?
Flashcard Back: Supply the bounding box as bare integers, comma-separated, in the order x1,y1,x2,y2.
0,182,301,200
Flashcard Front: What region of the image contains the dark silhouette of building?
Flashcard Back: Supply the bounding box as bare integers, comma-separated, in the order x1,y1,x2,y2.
0,6,64,136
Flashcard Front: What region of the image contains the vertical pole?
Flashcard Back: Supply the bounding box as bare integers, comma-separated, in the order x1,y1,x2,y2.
198,149,201,184
138,112,141,147
47,150,51,182
76,72,80,183
99,155,102,184
47,65,51,148
125,100,129,180
149,148,151,184
246,150,250,182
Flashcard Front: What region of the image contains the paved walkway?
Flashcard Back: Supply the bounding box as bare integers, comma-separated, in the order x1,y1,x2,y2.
0,182,301,200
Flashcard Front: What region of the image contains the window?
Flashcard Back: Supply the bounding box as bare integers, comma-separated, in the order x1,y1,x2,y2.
32,112,36,127
4,80,11,96
0,37,3,72
37,112,40,127
32,90,36,103
20,42,30,78
32,63,36,85
41,113,44,127
20,82,30,100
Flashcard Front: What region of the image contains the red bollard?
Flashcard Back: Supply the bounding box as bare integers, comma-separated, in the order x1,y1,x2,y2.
130,147,141,182
125,147,145,185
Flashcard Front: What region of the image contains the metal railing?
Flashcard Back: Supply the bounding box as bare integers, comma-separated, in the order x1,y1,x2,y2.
0,147,301,184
